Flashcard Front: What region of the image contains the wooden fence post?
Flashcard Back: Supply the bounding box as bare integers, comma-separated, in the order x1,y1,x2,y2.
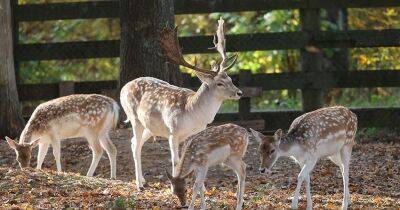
239,70,251,119
58,81,75,97
300,6,324,112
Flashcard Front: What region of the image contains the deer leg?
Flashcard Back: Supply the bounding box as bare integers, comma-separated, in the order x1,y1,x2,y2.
225,156,246,210
168,135,180,176
99,134,117,179
305,175,312,210
51,141,62,172
131,121,145,190
340,144,353,210
188,183,200,210
198,168,208,210
36,143,49,169
87,138,104,177
292,159,316,209
139,129,152,182
188,168,204,210
329,153,344,172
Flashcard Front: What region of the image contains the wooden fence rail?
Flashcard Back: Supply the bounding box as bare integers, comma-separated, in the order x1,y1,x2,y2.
18,69,400,131
15,0,400,21
11,0,400,131
18,70,400,101
15,29,400,61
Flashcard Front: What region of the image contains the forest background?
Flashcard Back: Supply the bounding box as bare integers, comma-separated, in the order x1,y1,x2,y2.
18,0,400,112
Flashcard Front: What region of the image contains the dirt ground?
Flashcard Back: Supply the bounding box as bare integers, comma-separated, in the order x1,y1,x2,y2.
0,128,399,209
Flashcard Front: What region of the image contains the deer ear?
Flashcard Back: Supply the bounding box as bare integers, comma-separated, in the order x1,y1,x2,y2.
194,71,214,85
274,129,283,142
165,168,173,180
249,128,261,143
5,136,17,149
29,138,40,148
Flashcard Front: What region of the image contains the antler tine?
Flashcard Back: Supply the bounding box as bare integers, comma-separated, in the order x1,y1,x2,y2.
212,17,239,73
160,26,217,77
222,53,238,71
215,17,227,67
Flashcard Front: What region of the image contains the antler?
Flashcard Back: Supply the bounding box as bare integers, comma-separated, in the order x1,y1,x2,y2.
212,17,238,73
160,26,217,77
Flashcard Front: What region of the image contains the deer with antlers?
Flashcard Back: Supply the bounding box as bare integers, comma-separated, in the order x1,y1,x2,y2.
120,17,242,190
250,106,357,210
5,94,119,178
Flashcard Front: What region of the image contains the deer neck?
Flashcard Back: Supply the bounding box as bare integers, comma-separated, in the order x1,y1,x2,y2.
176,138,194,178
18,121,33,144
278,136,303,157
186,83,223,124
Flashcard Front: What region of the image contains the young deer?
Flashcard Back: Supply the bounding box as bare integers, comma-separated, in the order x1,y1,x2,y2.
120,17,242,190
250,106,357,210
6,94,119,178
166,123,248,210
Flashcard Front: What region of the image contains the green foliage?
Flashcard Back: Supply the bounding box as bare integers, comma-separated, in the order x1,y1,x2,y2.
357,127,400,142
20,59,119,83
16,3,400,110
176,11,300,74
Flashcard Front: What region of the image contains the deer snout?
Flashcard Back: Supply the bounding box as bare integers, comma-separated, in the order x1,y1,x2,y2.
259,167,266,174
259,167,272,174
236,90,243,97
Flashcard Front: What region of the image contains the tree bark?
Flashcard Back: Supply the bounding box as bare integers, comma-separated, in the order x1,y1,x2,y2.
0,0,25,138
118,0,183,89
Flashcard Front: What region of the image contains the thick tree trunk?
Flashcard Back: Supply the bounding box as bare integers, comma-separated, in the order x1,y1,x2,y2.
118,0,183,89
0,0,25,138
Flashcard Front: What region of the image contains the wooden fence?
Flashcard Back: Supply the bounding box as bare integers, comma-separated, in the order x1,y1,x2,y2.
12,0,400,131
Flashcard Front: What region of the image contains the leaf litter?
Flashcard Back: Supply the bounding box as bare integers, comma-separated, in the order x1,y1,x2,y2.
0,129,399,209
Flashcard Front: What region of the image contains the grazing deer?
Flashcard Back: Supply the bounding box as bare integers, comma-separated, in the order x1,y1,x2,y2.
250,106,357,210
166,123,248,210
120,17,242,190
6,94,119,178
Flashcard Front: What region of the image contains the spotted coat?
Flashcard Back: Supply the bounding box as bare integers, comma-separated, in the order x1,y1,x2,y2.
19,94,118,143
281,106,358,151
176,123,249,177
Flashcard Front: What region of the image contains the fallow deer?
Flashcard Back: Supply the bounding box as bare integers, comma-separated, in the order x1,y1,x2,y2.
250,106,357,210
166,123,248,210
6,94,119,178
120,17,242,190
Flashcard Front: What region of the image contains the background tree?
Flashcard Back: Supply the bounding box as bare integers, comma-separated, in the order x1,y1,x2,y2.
119,0,182,88
0,0,25,137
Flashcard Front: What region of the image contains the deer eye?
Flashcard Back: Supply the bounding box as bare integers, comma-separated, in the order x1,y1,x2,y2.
217,83,224,87
270,149,275,154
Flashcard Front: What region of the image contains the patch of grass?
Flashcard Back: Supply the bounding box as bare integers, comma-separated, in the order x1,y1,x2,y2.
107,196,137,209
127,196,137,208
255,183,274,192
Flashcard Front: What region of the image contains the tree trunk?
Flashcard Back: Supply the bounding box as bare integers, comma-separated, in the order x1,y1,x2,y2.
0,0,25,138
118,0,183,89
